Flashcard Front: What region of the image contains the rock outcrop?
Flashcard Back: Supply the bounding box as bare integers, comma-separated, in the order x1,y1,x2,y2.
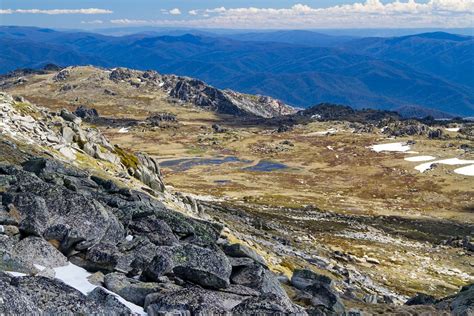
0,93,164,194
107,67,296,118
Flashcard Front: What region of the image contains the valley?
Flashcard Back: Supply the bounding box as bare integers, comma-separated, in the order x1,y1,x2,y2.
1,65,472,314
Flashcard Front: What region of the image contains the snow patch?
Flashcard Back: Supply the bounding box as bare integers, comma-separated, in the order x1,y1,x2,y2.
454,164,474,176
404,156,436,162
126,235,134,241
118,127,129,134
370,142,411,153
53,263,146,315
415,158,474,173
5,271,27,277
445,127,460,132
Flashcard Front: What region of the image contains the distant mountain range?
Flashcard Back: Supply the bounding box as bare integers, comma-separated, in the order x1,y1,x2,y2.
0,26,473,117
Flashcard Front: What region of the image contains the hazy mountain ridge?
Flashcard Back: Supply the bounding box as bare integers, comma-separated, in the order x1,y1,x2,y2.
0,26,473,117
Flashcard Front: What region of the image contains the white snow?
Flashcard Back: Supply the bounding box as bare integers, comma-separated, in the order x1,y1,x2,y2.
53,263,146,315
404,156,436,162
414,158,474,173
445,127,460,132
125,235,134,241
454,164,474,176
370,142,411,153
53,263,96,295
5,271,27,277
327,146,334,151
118,127,129,134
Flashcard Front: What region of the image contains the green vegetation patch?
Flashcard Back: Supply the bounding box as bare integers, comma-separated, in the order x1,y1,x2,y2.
114,145,139,170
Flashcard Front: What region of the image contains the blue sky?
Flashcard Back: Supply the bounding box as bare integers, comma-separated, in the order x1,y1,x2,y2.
1,0,472,29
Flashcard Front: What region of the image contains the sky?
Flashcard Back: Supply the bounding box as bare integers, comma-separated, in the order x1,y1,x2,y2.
1,0,473,30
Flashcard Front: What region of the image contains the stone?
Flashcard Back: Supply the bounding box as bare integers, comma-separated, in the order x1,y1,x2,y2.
0,235,38,274
60,109,81,125
83,242,120,272
212,124,227,133
230,263,289,300
144,244,232,289
87,271,105,286
5,276,131,314
171,244,232,289
145,286,246,315
12,236,68,268
142,246,175,281
449,284,474,315
228,256,256,267
104,272,165,306
0,274,40,314
128,216,178,246
86,287,132,315
59,146,76,160
53,69,70,81
223,243,266,265
61,126,75,144
303,282,346,315
74,106,99,119
405,293,437,305
291,269,333,290
232,293,307,314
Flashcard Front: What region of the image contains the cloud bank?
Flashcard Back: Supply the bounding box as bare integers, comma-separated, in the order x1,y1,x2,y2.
111,0,474,28
0,8,112,15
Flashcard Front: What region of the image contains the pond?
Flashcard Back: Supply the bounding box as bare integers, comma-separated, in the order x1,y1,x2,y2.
160,156,250,171
243,160,289,172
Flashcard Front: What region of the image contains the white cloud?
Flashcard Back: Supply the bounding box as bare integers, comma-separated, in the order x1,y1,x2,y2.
169,8,182,15
0,8,112,15
205,7,227,14
81,20,104,24
108,1,474,28
110,19,148,25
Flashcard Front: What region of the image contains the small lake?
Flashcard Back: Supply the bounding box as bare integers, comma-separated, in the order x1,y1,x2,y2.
243,160,289,172
160,156,250,171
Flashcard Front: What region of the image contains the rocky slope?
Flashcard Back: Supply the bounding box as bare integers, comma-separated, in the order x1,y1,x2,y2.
1,66,296,119
0,92,332,314
0,92,472,314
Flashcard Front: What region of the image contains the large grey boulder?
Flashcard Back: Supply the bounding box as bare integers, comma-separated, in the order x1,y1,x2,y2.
104,272,165,306
291,269,333,291
81,242,121,272
0,235,38,274
290,269,345,315
144,244,232,289
86,287,133,315
435,284,474,316
128,216,178,246
449,284,474,315
12,236,68,268
60,109,81,125
303,282,346,315
223,243,266,266
170,244,232,289
231,263,289,300
4,276,131,315
0,273,39,314
232,293,307,315
145,286,247,315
